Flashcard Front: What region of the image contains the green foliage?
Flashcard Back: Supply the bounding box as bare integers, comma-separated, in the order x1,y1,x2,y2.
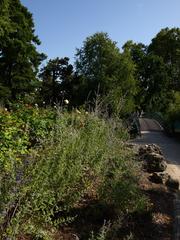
141,54,170,112
39,57,73,105
0,0,11,39
164,91,180,126
0,0,45,103
98,152,147,214
148,27,180,90
0,109,29,173
0,105,56,238
0,106,146,239
88,222,111,240
75,32,137,115
123,40,172,112
88,221,135,240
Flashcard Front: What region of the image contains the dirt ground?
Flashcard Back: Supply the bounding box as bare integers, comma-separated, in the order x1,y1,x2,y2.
137,170,174,240
50,166,174,240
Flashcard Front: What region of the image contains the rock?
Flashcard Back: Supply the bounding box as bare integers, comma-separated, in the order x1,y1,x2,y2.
139,146,147,155
159,172,169,183
139,144,163,156
149,173,163,184
144,152,164,162
144,152,167,172
165,176,179,190
138,144,167,172
148,144,163,155
149,172,169,184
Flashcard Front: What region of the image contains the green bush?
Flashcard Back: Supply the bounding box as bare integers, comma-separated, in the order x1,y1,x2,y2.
161,91,180,133
165,92,180,121
0,106,147,239
0,105,56,238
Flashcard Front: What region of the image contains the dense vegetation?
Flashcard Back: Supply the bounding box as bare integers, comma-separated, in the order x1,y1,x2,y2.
0,105,147,239
0,0,180,239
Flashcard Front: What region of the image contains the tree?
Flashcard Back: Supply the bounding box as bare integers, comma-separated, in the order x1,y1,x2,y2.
123,41,171,112
148,28,180,90
141,54,170,112
75,32,137,115
0,0,45,102
39,57,73,104
0,0,10,39
123,41,147,110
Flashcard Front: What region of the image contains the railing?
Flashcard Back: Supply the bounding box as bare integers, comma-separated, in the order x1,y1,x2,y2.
143,112,164,127
143,112,172,135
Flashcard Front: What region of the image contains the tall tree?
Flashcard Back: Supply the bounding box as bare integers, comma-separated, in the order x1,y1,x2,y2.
0,0,10,39
148,28,180,90
75,32,137,115
141,54,170,112
39,57,73,104
123,41,171,112
123,41,147,110
0,0,45,102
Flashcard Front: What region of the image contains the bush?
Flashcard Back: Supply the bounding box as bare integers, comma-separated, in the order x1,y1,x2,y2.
162,91,180,133
0,106,147,239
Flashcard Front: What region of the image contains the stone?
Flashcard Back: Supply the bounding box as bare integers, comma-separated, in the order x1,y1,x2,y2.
165,176,179,190
139,144,163,156
149,173,163,184
159,172,169,183
147,144,163,155
138,144,167,172
144,152,167,173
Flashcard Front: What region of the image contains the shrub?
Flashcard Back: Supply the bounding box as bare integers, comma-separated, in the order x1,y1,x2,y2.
88,221,111,240
0,106,147,239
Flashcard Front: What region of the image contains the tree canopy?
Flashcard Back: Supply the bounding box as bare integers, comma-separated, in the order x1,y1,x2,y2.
148,28,180,90
0,0,45,103
123,40,172,112
39,57,73,104
75,32,137,114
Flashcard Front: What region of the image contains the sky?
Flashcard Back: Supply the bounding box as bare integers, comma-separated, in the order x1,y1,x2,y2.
21,0,180,63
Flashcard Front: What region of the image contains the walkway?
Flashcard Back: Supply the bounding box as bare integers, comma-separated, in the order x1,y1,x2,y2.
133,118,180,239
133,118,180,181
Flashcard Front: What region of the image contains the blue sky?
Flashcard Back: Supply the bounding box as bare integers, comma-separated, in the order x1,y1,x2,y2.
21,0,180,63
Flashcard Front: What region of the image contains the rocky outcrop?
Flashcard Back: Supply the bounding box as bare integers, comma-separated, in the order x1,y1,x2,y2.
148,172,169,184
138,144,180,190
139,144,167,173
139,144,163,156
144,152,167,172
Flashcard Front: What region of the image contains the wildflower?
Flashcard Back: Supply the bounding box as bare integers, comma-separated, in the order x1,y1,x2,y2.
34,103,38,108
43,101,45,105
64,99,69,105
4,108,8,111
85,111,88,115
